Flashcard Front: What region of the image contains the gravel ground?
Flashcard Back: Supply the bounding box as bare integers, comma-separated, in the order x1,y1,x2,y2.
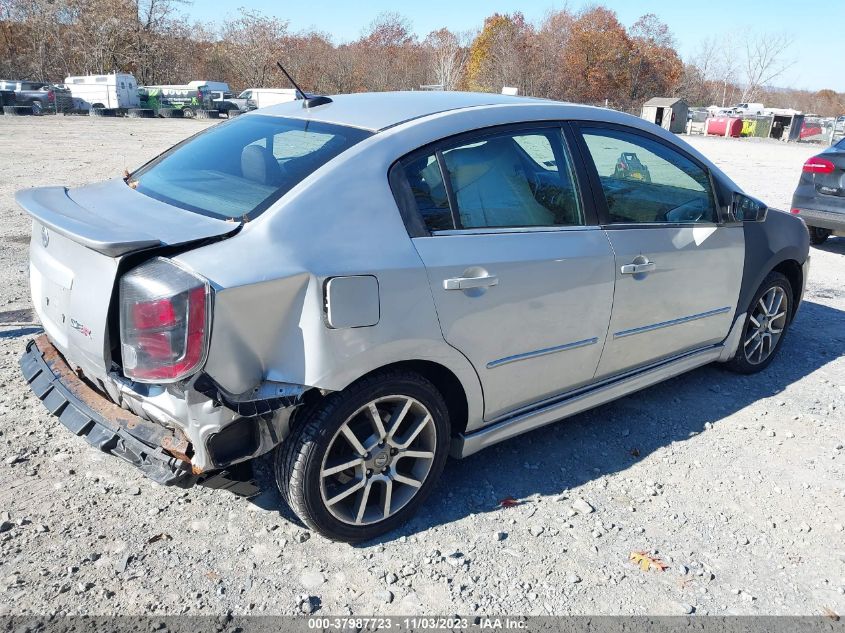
0,116,843,617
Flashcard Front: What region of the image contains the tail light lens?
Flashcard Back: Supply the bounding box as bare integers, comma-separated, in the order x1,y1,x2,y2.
803,157,835,174
47,90,55,101
119,258,211,383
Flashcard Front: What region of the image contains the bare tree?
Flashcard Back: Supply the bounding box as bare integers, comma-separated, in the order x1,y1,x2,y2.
741,31,794,102
221,9,288,88
423,28,468,90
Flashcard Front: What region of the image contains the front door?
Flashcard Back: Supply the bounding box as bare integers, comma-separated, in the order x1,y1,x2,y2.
397,125,616,420
576,124,745,379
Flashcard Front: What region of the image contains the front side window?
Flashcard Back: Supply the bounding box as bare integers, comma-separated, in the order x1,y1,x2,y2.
581,127,717,224
400,128,583,231
132,115,371,220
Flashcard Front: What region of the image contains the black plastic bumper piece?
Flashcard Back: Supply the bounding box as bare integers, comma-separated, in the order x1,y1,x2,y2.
19,338,193,486
20,338,261,498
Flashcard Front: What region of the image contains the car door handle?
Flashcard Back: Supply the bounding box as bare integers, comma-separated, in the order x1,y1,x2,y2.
443,274,499,290
620,261,656,275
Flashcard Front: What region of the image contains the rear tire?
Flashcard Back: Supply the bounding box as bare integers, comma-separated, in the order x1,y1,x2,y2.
808,226,831,245
275,370,450,542
725,272,792,374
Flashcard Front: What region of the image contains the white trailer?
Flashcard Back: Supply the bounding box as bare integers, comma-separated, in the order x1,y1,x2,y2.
63,73,140,110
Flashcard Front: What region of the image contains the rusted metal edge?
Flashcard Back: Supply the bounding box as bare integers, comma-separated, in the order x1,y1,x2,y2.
31,334,192,464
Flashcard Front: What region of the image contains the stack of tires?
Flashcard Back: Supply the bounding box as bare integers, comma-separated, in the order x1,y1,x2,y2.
127,109,155,119
90,107,118,117
195,109,220,119
3,105,33,116
0,90,16,114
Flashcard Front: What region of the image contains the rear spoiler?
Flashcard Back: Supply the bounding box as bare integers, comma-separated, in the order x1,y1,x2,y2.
16,187,161,257
16,184,241,258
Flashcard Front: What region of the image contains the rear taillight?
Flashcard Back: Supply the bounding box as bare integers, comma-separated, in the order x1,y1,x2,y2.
803,157,835,174
47,90,54,101
119,258,210,383
790,208,801,214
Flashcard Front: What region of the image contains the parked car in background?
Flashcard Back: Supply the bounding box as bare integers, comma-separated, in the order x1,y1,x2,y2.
0,80,72,112
210,90,239,116
189,80,230,94
64,73,140,111
791,137,845,244
16,92,809,542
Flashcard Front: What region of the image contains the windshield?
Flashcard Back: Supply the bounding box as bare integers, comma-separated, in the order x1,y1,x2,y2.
132,115,371,220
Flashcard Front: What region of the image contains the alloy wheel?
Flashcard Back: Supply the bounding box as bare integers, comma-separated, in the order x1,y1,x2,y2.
319,395,437,526
743,286,788,365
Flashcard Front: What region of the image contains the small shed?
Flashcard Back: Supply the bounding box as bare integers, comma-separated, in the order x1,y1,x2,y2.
641,97,689,134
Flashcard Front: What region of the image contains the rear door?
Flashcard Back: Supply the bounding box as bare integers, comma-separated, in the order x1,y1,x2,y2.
395,124,616,420
574,124,744,379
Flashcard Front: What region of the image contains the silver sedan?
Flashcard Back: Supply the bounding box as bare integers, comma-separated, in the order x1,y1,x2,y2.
17,91,809,541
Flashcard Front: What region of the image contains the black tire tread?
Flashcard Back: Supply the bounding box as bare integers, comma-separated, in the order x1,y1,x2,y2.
275,369,448,541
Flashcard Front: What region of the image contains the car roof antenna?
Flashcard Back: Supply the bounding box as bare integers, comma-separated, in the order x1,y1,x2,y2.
276,62,332,109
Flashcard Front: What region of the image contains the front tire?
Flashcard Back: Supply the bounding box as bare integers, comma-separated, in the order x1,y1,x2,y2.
275,370,450,542
726,272,792,374
808,226,831,245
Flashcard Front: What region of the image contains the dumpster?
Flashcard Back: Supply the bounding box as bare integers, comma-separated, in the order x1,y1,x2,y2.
705,117,743,137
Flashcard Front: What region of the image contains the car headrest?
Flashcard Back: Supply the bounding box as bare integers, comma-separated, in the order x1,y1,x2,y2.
443,138,516,191
241,144,282,186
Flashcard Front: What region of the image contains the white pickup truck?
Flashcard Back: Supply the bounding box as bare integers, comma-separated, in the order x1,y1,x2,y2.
730,102,765,116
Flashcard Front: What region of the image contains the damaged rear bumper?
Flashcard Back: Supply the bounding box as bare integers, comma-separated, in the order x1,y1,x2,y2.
19,335,258,496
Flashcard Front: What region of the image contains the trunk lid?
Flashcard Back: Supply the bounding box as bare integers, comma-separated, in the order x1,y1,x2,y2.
17,181,237,382
814,150,845,198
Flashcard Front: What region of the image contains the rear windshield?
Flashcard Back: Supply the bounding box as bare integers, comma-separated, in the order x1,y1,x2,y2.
132,115,371,220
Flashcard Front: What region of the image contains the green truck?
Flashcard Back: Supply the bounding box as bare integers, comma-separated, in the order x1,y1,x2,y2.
138,83,213,117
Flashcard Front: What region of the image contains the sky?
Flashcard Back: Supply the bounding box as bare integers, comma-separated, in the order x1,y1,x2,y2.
185,0,845,92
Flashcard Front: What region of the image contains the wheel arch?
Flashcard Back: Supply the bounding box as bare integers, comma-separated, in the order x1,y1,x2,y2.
771,259,803,321
739,211,809,320
304,359,473,439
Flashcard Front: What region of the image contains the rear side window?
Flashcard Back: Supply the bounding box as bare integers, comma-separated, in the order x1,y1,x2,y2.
581,127,717,224
400,127,583,231
401,154,453,231
132,115,371,220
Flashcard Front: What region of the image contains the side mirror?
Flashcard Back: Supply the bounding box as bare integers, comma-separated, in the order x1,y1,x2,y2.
732,192,768,222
